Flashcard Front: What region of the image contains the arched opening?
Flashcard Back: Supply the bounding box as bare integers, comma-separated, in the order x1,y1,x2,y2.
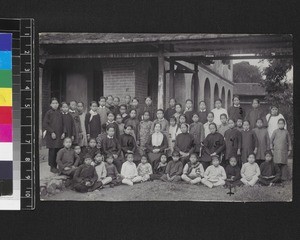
214,83,219,104
191,73,199,111
204,78,211,111
227,89,232,108
221,87,226,108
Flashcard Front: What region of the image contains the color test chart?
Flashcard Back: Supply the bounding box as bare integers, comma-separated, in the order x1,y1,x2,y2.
0,18,35,210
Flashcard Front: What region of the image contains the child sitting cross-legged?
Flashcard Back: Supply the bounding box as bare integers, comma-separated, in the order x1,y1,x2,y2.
137,155,153,182
105,154,122,187
120,153,142,186
150,154,168,181
258,150,281,186
224,156,242,188
72,157,103,193
56,137,79,176
241,153,260,186
161,151,183,182
181,153,204,185
202,155,227,188
93,153,113,187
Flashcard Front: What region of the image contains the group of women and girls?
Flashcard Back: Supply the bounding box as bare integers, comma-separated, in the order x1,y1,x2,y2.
42,94,292,192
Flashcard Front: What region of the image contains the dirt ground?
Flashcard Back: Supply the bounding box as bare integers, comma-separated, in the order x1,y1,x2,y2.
39,148,293,202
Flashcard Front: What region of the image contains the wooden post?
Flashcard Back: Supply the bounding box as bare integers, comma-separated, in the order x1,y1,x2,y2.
39,58,46,148
169,59,174,98
157,54,165,110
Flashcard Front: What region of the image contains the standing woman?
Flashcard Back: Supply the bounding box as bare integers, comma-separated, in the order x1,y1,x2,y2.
228,95,245,122
200,122,225,170
43,97,64,173
266,105,286,138
146,123,169,167
77,101,88,147
85,101,101,140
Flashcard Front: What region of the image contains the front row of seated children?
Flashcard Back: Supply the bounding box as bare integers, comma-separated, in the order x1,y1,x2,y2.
59,136,282,193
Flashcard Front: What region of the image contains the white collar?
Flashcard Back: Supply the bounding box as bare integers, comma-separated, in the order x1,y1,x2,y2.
199,109,206,112
107,135,114,139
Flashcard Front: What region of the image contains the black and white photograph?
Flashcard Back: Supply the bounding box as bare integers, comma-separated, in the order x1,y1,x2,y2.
38,33,293,201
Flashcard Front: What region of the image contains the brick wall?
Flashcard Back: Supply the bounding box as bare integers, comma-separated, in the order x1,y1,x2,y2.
135,59,150,103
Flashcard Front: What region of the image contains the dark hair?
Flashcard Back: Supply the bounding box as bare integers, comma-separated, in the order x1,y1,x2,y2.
180,123,189,129
63,137,72,143
114,97,120,101
154,122,162,129
179,114,187,121
143,111,150,115
129,109,137,114
264,150,273,157
189,153,199,161
215,98,222,103
248,152,256,158
243,120,250,125
227,118,235,124
175,103,182,108
125,152,134,158
145,96,152,101
88,138,96,143
61,101,68,106
220,113,227,119
256,118,264,123
119,104,127,109
77,101,84,106
107,112,115,117
192,112,199,118
185,99,193,104
169,98,176,103
124,124,133,129
141,155,148,160
207,112,214,117
50,97,59,104
169,116,177,123
116,113,122,118
252,98,260,104
99,96,106,101
209,122,217,129
232,95,240,101
132,97,139,102
90,101,98,107
106,153,114,159
69,100,77,104
106,125,115,131
199,100,206,105
278,118,286,125
157,109,164,114
107,95,113,99
160,153,168,161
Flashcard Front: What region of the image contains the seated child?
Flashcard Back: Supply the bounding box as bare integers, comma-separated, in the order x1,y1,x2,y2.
161,151,183,182
74,145,84,165
150,154,168,180
93,153,112,186
137,155,153,182
181,153,204,185
241,153,261,186
56,137,79,176
72,157,103,193
82,138,99,159
105,154,122,187
259,150,281,186
225,156,242,188
202,155,227,188
120,153,142,186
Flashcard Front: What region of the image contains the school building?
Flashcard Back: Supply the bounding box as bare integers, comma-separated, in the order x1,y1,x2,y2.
39,33,292,135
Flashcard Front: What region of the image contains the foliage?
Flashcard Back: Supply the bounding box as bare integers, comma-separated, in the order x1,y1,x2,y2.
233,61,263,83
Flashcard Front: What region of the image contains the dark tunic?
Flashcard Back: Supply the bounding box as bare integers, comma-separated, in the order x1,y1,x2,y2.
105,162,119,179
130,106,143,120
165,107,176,122
201,132,225,162
189,122,205,153
82,146,99,159
102,137,122,156
198,110,208,124
151,161,167,180
253,127,270,160
259,161,281,185
56,147,79,172
105,121,120,140
241,129,258,163
69,110,82,145
124,118,140,139
120,133,137,154
174,133,195,154
62,112,76,138
245,107,266,129
224,128,242,160
228,106,245,122
165,161,183,177
85,113,101,139
225,164,242,187
111,106,120,117
184,110,195,125
121,113,130,123
143,104,156,121
73,164,98,183
43,108,64,149
146,133,169,164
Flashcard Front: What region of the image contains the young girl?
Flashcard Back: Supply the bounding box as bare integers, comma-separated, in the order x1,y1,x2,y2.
56,137,79,176
181,153,204,185
189,113,205,154
224,119,242,167
203,112,215,138
94,153,112,186
43,97,64,173
61,102,75,141
146,123,169,166
106,95,114,112
143,96,156,121
165,98,176,122
202,155,227,188
82,138,99,160
211,99,228,127
119,104,129,123
77,101,87,147
138,111,153,155
120,125,140,165
183,99,195,124
198,101,208,124
69,100,82,145
151,109,169,136
97,97,109,127
161,151,183,182
131,97,143,120
266,105,286,138
137,155,153,182
150,153,168,180
218,113,230,136
124,109,140,140
74,145,84,165
173,103,183,123
270,118,292,181
174,123,195,166
241,153,260,186
102,126,123,172
225,156,242,188
236,118,243,132
96,124,107,151
241,120,258,164
120,153,142,186
115,114,125,136
253,119,270,166
176,114,189,135
259,151,281,186
85,101,101,139
168,117,179,153
245,98,265,129
105,154,122,187
201,123,225,170
228,95,245,122
106,112,120,139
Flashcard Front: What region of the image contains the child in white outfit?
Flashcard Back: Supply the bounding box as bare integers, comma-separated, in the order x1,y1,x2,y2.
137,155,153,182
120,153,142,186
202,155,227,188
241,153,260,186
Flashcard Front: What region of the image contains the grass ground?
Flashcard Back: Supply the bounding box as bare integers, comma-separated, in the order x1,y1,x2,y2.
39,148,293,202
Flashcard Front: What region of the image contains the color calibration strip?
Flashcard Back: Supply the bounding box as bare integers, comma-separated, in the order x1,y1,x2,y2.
0,33,13,197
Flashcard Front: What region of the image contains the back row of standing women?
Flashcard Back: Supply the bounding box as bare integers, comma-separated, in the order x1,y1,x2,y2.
43,95,292,180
